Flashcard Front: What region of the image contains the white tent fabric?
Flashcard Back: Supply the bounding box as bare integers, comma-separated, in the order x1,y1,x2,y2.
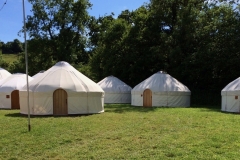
32,70,45,79
0,73,33,109
221,77,240,112
19,61,104,115
0,68,11,80
97,76,132,103
131,71,191,107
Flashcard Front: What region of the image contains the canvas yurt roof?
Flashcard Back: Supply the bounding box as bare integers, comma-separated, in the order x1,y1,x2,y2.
32,70,45,79
97,76,132,93
132,71,190,94
0,73,33,92
221,77,240,95
22,61,103,93
0,68,11,80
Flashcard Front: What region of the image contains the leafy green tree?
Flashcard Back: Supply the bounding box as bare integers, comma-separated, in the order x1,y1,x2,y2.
1,39,23,54
88,14,116,80
194,3,240,89
0,41,2,54
14,0,92,75
89,10,145,85
147,0,240,105
120,6,167,86
88,0,240,106
0,41,9,69
2,42,13,53
11,39,23,53
88,1,206,86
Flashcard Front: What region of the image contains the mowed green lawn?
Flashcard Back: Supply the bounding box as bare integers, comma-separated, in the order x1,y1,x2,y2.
0,104,240,159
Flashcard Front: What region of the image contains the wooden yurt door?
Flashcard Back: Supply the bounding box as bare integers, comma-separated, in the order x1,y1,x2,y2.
143,89,152,107
53,89,68,115
11,90,20,109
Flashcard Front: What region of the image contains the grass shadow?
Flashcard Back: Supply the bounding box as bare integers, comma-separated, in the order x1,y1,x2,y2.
4,113,95,118
104,104,158,113
190,104,221,112
4,113,26,118
220,111,240,115
104,104,223,113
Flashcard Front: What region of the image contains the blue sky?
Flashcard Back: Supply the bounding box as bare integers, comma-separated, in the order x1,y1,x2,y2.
0,0,149,43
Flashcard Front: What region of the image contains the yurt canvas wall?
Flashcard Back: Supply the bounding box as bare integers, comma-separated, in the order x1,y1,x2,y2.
20,61,104,115
221,77,240,112
0,68,11,80
131,71,191,107
97,76,132,103
0,73,33,109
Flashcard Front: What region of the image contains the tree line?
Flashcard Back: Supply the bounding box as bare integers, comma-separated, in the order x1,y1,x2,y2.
0,39,23,54
1,0,240,106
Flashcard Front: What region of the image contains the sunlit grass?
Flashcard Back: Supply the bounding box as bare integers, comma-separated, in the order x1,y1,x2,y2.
0,104,240,159
2,54,20,64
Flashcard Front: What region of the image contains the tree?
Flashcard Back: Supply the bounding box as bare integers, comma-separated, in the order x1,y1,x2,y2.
88,1,206,86
1,39,23,53
89,14,129,82
0,41,9,69
11,39,23,53
193,3,240,89
88,0,240,106
15,0,91,74
147,0,240,105
0,41,2,54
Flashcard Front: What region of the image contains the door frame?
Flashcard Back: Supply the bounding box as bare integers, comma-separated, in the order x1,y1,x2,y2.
143,89,152,107
11,90,20,109
53,89,68,115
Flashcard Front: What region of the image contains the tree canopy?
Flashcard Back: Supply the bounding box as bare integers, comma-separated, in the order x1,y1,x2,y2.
87,0,240,105
0,39,23,54
13,0,92,75
4,0,240,105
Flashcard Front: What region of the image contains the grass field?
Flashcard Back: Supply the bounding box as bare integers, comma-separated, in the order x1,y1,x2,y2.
0,104,240,159
2,54,20,64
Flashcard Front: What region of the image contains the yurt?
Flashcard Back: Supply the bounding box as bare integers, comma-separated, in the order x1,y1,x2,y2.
0,73,33,109
97,76,132,103
131,71,191,107
20,61,104,115
221,77,240,112
32,70,45,79
0,68,11,80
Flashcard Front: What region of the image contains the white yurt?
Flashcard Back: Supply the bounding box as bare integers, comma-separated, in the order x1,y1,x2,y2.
221,77,240,112
131,71,191,107
0,68,11,80
97,76,132,103
20,61,104,115
32,70,45,79
0,73,33,109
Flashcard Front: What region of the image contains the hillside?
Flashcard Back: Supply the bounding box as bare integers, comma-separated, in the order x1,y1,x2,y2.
2,54,20,64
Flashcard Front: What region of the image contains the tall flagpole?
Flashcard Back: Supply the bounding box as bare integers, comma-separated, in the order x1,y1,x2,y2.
22,0,31,132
